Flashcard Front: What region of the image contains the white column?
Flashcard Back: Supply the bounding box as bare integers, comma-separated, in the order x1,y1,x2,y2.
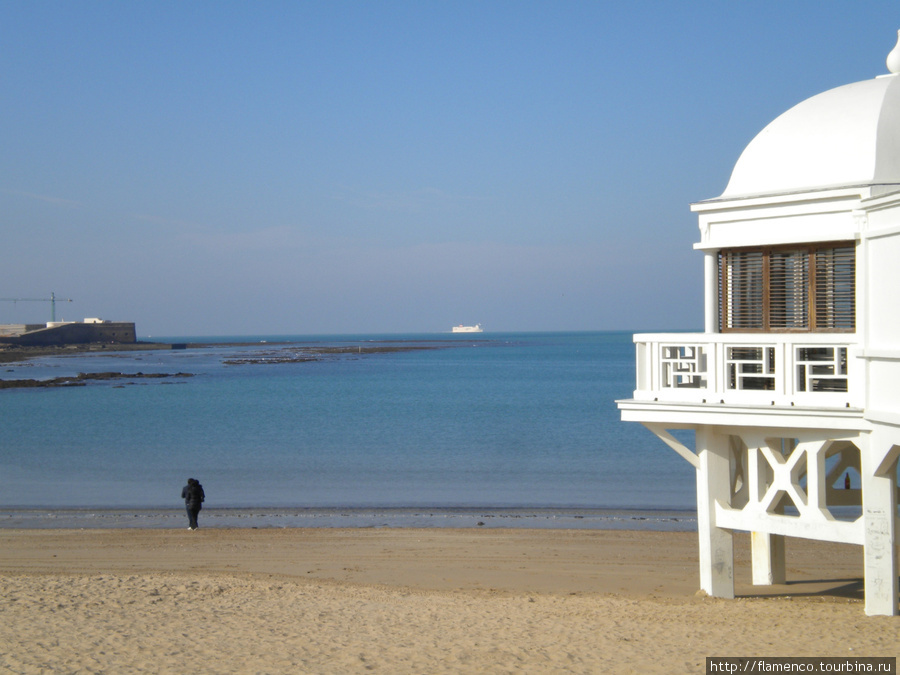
704,251,718,334
751,532,786,585
861,431,899,616
696,426,734,598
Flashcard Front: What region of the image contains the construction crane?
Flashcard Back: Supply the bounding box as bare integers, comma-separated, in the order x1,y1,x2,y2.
0,292,74,322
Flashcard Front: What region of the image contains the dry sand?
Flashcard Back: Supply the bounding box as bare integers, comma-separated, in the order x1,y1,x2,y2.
0,528,896,673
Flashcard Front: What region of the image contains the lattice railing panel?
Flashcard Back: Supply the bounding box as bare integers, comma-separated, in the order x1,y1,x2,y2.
661,345,708,389
726,345,776,391
796,346,848,393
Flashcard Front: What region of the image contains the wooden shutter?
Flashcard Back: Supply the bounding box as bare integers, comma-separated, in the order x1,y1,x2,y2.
719,250,764,330
769,249,808,329
813,245,855,331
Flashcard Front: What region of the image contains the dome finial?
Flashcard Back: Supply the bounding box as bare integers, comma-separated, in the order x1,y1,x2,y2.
887,29,900,73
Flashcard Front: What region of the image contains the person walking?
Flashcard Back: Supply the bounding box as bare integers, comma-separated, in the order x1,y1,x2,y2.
181,478,205,530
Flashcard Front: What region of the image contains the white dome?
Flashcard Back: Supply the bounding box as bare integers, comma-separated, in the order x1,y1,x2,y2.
720,73,900,198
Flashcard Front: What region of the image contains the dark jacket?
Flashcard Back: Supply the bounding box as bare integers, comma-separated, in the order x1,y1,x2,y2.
182,482,205,506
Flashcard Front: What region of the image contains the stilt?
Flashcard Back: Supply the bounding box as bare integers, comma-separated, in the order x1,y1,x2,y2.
861,438,899,616
751,532,785,585
696,427,734,598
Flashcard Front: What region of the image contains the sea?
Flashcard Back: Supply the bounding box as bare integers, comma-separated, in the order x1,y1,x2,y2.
0,331,698,530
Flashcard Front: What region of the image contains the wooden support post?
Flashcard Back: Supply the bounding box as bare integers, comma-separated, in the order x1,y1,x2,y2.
696,427,734,598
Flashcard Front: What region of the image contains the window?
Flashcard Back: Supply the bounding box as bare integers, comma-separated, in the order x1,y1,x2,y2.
718,242,855,332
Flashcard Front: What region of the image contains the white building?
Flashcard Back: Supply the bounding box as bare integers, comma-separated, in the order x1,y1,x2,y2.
618,34,900,616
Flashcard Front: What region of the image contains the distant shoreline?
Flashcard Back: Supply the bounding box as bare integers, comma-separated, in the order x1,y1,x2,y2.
0,341,176,364
0,339,454,365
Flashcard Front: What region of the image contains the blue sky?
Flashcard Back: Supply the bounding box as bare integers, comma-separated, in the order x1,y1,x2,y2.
3,1,899,336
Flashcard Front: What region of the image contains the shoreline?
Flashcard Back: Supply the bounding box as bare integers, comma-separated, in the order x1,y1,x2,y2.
0,505,698,531
1,528,894,673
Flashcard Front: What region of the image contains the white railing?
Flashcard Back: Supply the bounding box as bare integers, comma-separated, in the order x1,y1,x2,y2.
633,333,862,408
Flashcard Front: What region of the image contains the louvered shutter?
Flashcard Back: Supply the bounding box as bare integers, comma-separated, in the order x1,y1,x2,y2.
769,250,808,329
814,245,855,330
719,250,764,330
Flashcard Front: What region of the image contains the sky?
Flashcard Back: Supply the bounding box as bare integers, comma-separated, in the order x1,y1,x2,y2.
3,1,900,337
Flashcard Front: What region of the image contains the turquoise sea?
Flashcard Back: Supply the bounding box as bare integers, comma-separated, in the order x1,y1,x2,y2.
0,331,697,529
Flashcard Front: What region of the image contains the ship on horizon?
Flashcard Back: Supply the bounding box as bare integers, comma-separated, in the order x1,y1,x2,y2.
451,324,483,333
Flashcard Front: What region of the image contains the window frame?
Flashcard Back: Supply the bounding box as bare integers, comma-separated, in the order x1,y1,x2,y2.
718,241,855,333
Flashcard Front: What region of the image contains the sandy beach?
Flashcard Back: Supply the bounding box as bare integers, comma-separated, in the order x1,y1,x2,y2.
0,528,896,674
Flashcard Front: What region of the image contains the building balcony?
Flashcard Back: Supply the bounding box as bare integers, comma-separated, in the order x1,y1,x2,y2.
630,332,862,412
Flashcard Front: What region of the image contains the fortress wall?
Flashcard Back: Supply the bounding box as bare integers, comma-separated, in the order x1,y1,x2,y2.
0,324,45,337
0,322,136,346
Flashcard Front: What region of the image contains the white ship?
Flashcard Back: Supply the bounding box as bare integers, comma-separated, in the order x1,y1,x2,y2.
451,324,483,333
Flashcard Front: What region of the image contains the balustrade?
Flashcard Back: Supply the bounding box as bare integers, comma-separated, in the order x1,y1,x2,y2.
634,333,860,408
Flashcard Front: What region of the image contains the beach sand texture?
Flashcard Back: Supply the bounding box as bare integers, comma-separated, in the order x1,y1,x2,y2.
0,528,896,674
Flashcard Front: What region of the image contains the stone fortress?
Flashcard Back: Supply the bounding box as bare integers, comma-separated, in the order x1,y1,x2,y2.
0,318,136,347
